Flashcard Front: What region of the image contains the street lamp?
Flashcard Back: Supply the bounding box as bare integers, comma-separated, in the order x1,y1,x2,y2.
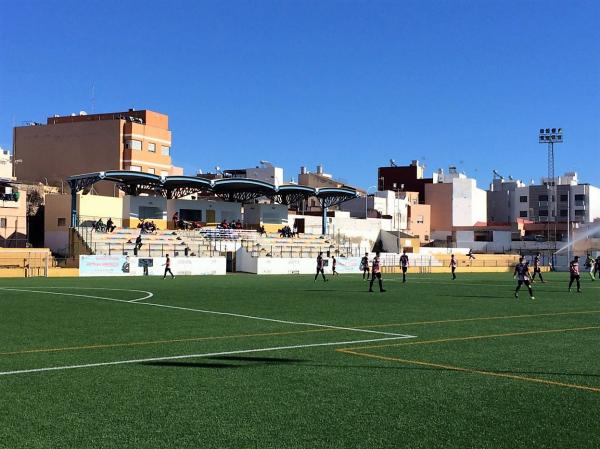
365,185,377,219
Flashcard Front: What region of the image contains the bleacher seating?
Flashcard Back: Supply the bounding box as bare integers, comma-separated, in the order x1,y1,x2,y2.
74,226,349,259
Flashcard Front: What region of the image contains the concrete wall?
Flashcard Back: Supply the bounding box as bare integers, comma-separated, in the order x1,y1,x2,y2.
244,203,289,226
425,182,453,236
453,178,487,226
166,198,242,226
15,120,123,196
44,194,71,254
407,203,431,242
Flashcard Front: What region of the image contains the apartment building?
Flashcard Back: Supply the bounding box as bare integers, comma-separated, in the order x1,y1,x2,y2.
425,167,487,240
14,109,183,196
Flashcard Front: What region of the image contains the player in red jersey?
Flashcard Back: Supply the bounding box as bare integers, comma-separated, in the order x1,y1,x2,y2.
568,256,582,293
531,253,545,283
369,252,386,293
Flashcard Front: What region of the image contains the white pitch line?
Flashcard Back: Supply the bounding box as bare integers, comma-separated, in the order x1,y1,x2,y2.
0,335,414,377
0,287,414,338
0,286,153,302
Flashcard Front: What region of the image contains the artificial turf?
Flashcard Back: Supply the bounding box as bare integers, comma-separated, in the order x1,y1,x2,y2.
0,272,598,449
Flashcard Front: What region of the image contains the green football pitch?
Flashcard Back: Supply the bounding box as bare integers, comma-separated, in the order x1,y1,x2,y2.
0,272,598,449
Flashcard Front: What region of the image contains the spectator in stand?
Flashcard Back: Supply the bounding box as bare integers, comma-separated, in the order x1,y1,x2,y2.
94,218,105,232
258,225,266,236
135,234,143,250
235,220,243,229
106,218,116,233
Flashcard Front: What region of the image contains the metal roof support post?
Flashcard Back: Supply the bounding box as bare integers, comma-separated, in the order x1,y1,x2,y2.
70,188,78,228
322,206,328,236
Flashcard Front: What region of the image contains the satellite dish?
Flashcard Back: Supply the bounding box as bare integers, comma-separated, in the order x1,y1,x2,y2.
389,159,397,167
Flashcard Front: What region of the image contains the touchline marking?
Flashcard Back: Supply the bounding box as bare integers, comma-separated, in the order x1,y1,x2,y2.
0,336,413,377
0,287,413,338
339,350,600,393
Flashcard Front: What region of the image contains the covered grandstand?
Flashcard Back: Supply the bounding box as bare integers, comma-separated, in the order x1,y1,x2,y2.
67,170,359,234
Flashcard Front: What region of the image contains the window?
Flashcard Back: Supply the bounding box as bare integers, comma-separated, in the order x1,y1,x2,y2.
148,168,155,174
560,209,568,217
161,145,170,156
538,194,548,202
539,209,548,216
125,140,142,150
57,218,66,227
0,218,6,228
574,194,586,202
560,194,568,202
519,196,527,203
519,211,528,217
148,142,156,153
139,206,163,220
129,165,142,172
574,209,585,217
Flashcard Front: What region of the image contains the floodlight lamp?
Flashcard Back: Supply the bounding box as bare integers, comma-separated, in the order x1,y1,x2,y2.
551,128,556,133
558,128,562,133
545,128,550,133
539,128,544,134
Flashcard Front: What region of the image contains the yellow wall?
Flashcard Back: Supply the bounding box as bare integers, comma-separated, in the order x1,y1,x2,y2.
79,195,123,223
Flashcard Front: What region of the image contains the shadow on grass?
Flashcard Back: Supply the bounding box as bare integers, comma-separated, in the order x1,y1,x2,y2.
142,361,239,369
141,356,304,369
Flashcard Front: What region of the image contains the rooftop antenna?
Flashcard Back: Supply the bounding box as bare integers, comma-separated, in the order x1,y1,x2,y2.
389,159,397,167
90,82,96,113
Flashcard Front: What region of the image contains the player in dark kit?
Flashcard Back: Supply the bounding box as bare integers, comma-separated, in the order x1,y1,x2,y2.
449,254,457,280
568,256,582,293
331,256,339,276
400,251,409,283
314,252,328,282
369,252,386,293
360,253,370,280
513,257,534,299
163,254,175,279
595,255,600,279
531,253,545,283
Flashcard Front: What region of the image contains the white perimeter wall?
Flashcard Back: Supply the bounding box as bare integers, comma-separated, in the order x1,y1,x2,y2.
80,255,226,276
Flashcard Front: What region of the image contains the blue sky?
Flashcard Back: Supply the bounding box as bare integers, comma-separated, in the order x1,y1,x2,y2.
1,0,598,189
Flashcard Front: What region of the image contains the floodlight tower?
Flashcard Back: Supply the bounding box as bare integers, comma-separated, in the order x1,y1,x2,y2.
538,127,563,244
